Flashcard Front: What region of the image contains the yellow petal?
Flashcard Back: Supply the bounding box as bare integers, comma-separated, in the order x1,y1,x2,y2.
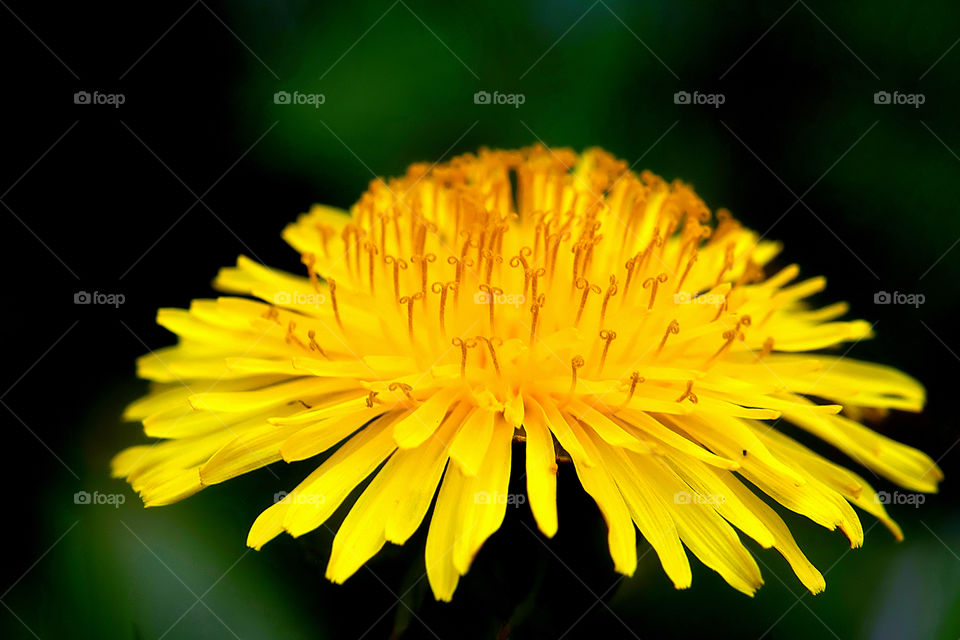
452,416,514,574
522,400,559,537
448,407,495,477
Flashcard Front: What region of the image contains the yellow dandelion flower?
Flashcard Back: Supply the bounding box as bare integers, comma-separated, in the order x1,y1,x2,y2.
114,145,942,600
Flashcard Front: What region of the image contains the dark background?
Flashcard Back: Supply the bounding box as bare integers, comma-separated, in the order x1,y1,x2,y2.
2,1,960,638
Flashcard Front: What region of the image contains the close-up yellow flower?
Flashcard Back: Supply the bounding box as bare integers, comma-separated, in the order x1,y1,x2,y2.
114,145,942,602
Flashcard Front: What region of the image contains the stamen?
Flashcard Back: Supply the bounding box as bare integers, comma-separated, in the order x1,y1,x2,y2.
447,255,475,302
657,319,680,354
285,321,308,350
574,278,601,326
431,281,456,337
583,235,602,276
711,299,729,322
379,214,388,258
481,249,502,283
388,382,413,400
715,242,736,286
302,253,319,292
675,251,697,293
533,221,545,262
328,278,344,330
600,275,618,325
642,272,668,310
475,336,503,377
414,221,429,257
676,381,698,404
509,253,532,298
262,307,280,323
412,253,436,299
529,294,545,347
571,241,587,283
384,256,408,302
530,267,546,302
546,231,568,280
398,292,424,341
365,390,380,408
363,240,379,294
341,225,360,276
452,337,478,378
307,329,328,358
619,372,645,409
478,284,503,333
759,336,774,358
598,330,617,374
622,254,641,299
314,224,334,257
709,315,752,362
569,355,585,396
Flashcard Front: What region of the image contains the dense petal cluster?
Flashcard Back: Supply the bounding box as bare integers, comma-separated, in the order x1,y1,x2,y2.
115,145,941,600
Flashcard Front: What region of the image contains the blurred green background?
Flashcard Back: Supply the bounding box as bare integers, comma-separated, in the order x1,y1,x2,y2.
3,0,960,638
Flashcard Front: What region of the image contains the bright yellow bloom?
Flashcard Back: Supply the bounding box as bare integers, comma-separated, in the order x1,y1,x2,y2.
114,145,941,600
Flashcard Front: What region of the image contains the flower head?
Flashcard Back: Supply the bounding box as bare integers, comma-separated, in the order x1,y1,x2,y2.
115,145,941,600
